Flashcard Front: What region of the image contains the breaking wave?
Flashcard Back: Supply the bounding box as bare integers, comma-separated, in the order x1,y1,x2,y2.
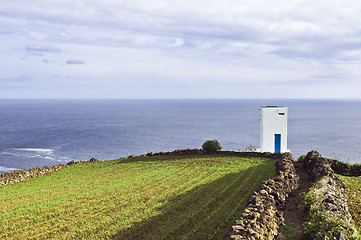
0,166,19,174
15,148,54,154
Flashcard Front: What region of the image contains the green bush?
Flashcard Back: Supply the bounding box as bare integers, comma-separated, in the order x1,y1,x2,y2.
297,154,306,163
202,140,222,152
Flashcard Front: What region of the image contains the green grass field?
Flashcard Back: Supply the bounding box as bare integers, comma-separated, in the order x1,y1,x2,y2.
0,154,276,239
339,175,361,237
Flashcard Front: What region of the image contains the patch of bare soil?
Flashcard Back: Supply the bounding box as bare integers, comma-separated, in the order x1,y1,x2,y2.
277,162,313,240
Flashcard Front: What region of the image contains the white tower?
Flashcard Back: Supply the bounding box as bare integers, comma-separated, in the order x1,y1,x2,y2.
260,106,289,153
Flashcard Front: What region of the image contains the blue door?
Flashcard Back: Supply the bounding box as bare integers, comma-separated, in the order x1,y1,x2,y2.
275,134,281,153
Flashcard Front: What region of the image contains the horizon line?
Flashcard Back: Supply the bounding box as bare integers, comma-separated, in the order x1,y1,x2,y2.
0,97,361,101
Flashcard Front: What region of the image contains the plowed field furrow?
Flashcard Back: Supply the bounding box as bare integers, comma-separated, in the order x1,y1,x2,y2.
0,155,276,239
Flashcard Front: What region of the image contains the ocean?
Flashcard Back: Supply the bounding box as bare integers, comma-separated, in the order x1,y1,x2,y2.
1,99,361,174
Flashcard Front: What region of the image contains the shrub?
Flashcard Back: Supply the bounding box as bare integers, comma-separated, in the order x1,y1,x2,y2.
202,140,222,152
244,144,257,152
297,154,306,163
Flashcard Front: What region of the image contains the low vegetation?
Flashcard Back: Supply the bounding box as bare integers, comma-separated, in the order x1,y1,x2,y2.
339,175,361,238
303,187,355,240
296,154,306,163
243,144,257,152
0,154,276,239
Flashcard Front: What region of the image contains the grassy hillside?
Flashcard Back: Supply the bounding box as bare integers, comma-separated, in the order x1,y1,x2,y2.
0,154,276,239
339,175,361,236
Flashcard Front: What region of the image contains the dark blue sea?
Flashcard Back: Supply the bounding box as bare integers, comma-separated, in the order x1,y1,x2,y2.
1,99,361,174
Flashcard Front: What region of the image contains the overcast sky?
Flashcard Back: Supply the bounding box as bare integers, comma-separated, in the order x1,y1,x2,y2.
1,0,361,99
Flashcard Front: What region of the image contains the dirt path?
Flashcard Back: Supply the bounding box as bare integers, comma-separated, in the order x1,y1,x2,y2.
277,162,313,239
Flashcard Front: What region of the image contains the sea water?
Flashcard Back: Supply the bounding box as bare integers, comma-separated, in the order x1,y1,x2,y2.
1,99,361,174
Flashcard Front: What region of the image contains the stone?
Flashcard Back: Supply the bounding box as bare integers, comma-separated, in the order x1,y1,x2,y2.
302,151,358,239
67,160,80,165
0,164,66,188
259,189,268,196
230,153,298,239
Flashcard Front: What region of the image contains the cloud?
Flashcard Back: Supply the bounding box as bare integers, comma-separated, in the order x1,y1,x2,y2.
0,75,32,82
3,1,361,59
25,46,62,54
66,59,86,65
1,0,361,98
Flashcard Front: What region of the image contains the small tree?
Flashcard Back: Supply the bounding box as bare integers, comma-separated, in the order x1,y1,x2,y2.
202,139,222,152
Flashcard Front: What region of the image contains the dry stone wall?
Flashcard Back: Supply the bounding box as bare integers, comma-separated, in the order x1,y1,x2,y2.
329,158,361,177
137,148,285,160
0,164,66,187
0,158,100,188
230,150,359,240
303,151,358,239
230,152,299,240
